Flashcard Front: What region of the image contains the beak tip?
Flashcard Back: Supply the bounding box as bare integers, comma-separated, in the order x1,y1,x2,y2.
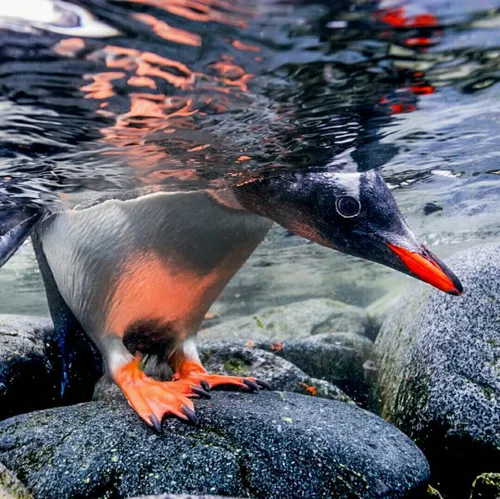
446,279,463,296
387,242,463,296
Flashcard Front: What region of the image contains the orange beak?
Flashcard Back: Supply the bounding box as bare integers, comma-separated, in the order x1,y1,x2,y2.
387,243,463,296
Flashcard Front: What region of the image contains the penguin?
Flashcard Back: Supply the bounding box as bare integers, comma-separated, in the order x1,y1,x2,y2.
24,167,462,429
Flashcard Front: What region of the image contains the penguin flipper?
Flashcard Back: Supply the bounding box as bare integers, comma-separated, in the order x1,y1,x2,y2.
31,232,103,403
0,205,44,268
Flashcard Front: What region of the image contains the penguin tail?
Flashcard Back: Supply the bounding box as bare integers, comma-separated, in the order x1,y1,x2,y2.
0,203,45,268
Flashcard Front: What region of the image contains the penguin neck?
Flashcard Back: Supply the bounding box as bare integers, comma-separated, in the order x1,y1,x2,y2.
206,188,249,212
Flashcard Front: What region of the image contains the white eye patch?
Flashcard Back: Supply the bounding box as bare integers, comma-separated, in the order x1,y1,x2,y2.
322,172,362,199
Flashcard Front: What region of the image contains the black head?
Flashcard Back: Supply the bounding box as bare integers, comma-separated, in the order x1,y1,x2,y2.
234,169,463,295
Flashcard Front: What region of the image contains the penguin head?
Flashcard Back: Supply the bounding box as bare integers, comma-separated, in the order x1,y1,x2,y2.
234,169,463,295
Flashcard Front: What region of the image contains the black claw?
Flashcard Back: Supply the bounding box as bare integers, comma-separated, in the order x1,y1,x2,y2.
182,405,198,425
191,386,211,399
243,379,259,392
256,379,272,390
149,414,162,432
200,380,211,392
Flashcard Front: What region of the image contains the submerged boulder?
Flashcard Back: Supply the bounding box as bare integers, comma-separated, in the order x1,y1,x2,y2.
198,343,352,403
249,332,374,402
374,243,500,498
0,392,430,499
0,315,56,420
201,298,370,341
96,345,353,404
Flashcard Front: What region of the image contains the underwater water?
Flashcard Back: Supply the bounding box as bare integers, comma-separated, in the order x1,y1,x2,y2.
0,0,498,318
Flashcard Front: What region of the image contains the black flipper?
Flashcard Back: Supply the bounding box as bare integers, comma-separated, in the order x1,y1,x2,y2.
32,231,103,404
0,205,44,268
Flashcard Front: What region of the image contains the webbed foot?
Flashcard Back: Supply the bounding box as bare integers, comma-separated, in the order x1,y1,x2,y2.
173,360,271,392
114,358,200,429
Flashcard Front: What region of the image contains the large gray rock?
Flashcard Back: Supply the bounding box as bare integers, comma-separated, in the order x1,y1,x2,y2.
374,243,500,498
201,298,370,341
0,392,430,498
0,315,57,420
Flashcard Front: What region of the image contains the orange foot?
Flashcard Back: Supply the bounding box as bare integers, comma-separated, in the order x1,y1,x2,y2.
173,361,271,393
114,358,205,430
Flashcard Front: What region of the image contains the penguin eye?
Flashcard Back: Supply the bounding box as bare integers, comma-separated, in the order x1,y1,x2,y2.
336,196,361,218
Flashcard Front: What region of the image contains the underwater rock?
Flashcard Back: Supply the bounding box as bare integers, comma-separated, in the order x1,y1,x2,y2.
0,315,57,420
0,461,33,499
95,345,353,404
374,243,500,498
0,392,430,498
130,496,236,499
469,473,500,499
364,283,409,339
248,333,374,403
201,298,370,341
130,496,235,499
198,343,353,403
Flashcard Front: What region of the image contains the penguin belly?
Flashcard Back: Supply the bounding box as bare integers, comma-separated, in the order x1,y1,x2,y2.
37,190,272,427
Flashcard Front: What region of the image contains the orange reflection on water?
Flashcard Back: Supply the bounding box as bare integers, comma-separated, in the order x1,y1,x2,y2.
133,12,201,46
232,40,260,52
53,37,86,57
210,55,253,92
121,0,256,28
66,0,260,186
100,46,197,90
127,76,157,89
81,72,126,99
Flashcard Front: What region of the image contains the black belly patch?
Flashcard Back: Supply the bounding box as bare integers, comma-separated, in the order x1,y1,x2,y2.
123,319,178,357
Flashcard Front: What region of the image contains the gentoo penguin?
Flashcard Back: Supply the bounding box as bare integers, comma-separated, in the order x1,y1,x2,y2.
3,168,463,429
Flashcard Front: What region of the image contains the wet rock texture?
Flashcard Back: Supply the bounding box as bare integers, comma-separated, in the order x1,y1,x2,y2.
201,298,371,341
374,243,500,497
0,315,56,420
130,496,234,499
469,473,500,499
250,332,374,402
0,461,33,499
199,343,353,402
0,392,430,499
95,344,353,405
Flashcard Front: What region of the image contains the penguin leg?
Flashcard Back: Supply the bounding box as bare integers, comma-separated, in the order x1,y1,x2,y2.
169,338,271,392
106,339,199,429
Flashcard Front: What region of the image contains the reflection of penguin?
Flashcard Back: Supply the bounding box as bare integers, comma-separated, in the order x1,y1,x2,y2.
13,168,461,429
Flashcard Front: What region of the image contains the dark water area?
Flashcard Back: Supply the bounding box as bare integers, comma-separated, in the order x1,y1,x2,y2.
0,0,498,314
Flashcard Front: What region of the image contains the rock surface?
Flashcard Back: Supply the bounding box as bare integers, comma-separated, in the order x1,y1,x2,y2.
130,496,235,499
95,345,353,405
374,243,500,498
250,333,374,402
201,298,370,341
469,473,500,499
0,315,57,420
0,392,430,499
0,461,33,499
198,343,352,403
